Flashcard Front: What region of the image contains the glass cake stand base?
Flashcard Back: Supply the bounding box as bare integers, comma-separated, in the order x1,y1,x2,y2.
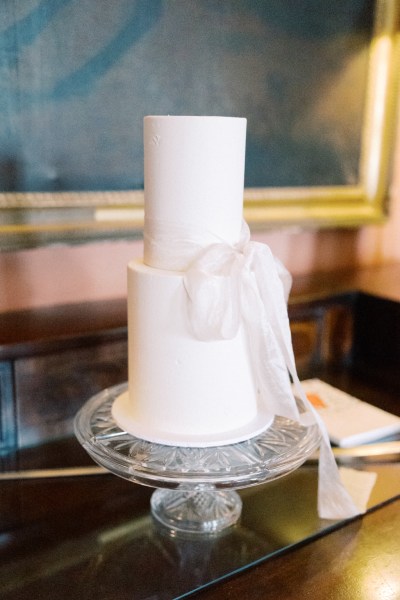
151,487,243,534
74,383,320,535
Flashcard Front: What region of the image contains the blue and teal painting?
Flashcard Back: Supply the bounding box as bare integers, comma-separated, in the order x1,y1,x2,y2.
0,0,373,192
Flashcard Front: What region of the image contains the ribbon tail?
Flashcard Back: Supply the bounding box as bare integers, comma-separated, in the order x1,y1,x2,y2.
241,268,300,421
291,369,360,519
247,243,360,520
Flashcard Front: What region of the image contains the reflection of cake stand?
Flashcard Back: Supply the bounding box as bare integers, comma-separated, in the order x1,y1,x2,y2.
75,383,320,535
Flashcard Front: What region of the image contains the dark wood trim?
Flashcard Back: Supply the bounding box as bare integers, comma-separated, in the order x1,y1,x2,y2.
0,298,127,360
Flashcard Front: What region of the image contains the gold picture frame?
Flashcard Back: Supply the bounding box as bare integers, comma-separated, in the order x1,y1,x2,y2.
0,0,398,251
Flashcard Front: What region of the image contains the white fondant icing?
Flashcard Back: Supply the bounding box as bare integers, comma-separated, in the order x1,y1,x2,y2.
116,115,271,446
121,259,261,440
112,390,273,448
143,116,246,271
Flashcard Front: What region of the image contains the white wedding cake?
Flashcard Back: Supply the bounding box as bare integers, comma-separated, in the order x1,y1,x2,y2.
112,116,273,446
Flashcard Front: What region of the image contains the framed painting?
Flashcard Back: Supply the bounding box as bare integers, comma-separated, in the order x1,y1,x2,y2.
0,0,398,249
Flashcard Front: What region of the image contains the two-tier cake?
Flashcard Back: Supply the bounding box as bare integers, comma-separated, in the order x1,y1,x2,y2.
106,115,362,520
112,116,274,446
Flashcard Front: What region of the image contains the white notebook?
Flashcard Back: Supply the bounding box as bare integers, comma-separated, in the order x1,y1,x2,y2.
298,378,400,447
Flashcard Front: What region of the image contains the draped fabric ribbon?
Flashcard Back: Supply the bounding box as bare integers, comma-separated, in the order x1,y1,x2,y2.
183,221,360,520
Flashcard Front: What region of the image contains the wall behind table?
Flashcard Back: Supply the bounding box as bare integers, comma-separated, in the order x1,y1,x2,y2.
0,89,399,314
0,194,398,314
0,170,399,313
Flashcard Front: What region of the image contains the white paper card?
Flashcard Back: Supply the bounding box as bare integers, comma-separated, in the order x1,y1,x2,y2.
298,379,400,447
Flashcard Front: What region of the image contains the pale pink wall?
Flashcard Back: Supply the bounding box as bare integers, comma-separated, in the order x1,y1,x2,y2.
0,116,399,314
0,239,143,312
0,191,398,314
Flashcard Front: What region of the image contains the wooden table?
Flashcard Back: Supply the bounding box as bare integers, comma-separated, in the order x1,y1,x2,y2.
0,366,399,600
197,498,400,600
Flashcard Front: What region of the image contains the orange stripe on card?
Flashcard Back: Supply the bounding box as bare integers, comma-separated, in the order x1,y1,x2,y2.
306,392,327,409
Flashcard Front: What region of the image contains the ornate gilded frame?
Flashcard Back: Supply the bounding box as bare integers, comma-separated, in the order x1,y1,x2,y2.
0,0,398,251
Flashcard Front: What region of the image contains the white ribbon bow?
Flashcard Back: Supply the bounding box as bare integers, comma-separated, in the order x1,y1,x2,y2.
184,221,359,520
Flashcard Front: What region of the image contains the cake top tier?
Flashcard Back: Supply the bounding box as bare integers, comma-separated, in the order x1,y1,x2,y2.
143,115,247,271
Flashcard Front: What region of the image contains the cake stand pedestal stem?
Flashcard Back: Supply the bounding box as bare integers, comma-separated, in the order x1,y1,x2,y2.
150,485,243,534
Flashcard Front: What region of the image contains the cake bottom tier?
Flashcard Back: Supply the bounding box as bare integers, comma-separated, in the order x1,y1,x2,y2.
112,260,272,447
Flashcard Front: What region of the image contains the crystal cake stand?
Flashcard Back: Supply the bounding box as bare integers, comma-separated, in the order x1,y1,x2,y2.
74,383,320,535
